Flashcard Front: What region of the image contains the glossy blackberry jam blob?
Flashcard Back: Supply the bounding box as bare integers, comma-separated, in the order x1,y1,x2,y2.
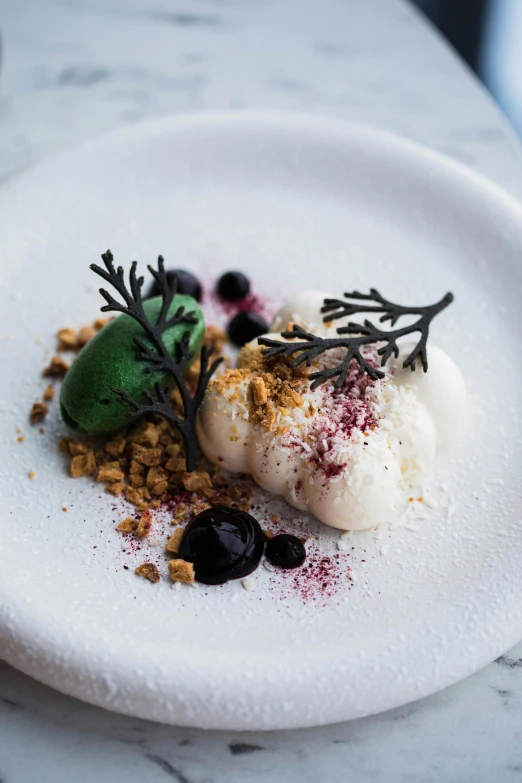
146,269,202,302
178,506,265,585
265,534,306,569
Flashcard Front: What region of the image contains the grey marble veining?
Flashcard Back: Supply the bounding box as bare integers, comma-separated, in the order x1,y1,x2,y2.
2,0,522,780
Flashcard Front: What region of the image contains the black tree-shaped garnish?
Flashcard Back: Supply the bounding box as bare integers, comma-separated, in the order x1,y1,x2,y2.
258,289,453,390
90,250,222,471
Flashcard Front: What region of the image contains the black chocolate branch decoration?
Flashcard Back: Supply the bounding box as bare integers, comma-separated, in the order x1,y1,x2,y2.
90,250,222,470
259,288,453,389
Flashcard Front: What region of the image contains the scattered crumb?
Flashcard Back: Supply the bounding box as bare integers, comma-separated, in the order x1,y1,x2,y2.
77,326,96,346
136,510,153,538
241,578,255,591
62,507,68,512
172,503,189,524
97,461,125,483
28,470,35,480
105,438,126,457
29,402,48,424
168,559,195,583
166,528,184,554
43,356,69,377
106,482,125,497
57,328,78,351
182,471,212,493
68,440,89,456
117,517,138,532
17,436,24,443
43,385,55,402
135,562,160,584
70,452,96,478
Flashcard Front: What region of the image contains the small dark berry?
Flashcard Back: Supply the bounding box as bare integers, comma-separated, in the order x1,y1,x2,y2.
265,534,306,569
146,269,202,302
227,311,268,347
217,271,250,301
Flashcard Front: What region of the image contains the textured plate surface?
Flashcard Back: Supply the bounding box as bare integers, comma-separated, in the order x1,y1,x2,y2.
1,112,522,730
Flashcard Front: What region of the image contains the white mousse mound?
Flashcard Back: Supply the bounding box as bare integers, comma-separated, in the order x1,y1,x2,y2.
197,292,466,531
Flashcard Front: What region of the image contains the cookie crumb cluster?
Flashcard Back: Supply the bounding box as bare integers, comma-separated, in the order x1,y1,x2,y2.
210,337,312,433
32,315,256,587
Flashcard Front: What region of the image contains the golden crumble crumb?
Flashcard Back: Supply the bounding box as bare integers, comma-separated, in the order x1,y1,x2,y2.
135,562,160,584
106,482,125,497
150,480,168,496
62,507,68,512
146,466,169,490
70,452,96,478
150,499,161,509
271,514,280,522
168,559,195,583
166,528,184,554
128,421,160,448
263,529,274,540
250,376,268,405
136,510,153,538
165,455,186,472
117,517,138,532
17,436,24,443
97,461,124,483
68,439,90,457
57,328,79,351
93,317,111,331
190,500,212,517
172,503,190,524
28,470,35,480
182,471,212,493
129,443,162,466
29,402,48,424
77,326,96,346
43,385,55,402
105,438,126,457
237,500,251,513
129,472,146,489
129,460,145,475
203,324,227,354
124,486,142,506
39,427,45,434
58,437,71,453
43,356,69,378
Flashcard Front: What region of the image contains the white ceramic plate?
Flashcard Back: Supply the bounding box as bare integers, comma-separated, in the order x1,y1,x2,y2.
1,112,522,730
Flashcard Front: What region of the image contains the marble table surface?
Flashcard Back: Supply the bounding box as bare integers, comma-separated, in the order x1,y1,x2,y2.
2,0,522,780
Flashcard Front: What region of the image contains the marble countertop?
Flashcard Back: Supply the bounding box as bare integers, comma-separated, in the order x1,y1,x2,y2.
2,0,522,780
